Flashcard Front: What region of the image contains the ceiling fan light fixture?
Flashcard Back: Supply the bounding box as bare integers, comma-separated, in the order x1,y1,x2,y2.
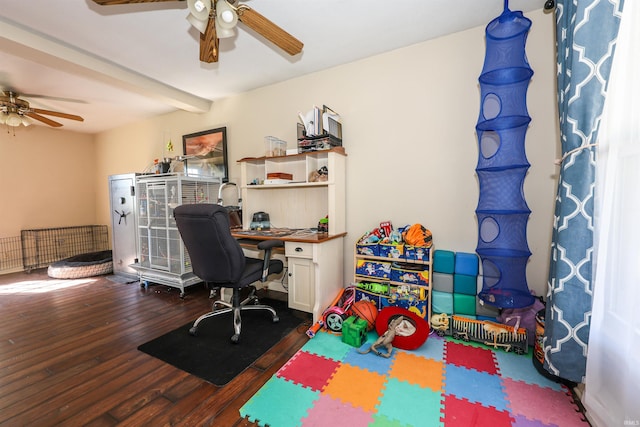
92,0,304,63
216,0,237,30
6,112,23,127
187,14,209,34
187,0,211,21
220,10,234,23
217,26,236,39
21,117,31,127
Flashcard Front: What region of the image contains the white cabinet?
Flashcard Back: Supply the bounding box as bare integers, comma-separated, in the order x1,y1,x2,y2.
286,254,314,312
132,174,220,297
284,238,345,322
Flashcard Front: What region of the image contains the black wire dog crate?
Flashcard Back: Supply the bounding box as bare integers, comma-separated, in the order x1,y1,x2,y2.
0,236,23,273
21,225,109,272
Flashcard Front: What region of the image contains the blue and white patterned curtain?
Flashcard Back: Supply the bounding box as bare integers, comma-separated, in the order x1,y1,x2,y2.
544,0,623,384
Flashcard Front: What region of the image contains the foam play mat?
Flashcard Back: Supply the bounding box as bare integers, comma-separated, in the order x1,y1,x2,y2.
240,330,588,426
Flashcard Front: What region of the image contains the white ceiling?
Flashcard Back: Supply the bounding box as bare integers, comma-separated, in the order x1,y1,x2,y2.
0,0,544,134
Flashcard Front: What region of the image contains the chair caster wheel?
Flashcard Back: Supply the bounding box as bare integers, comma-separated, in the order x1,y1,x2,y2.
231,334,240,344
189,327,198,336
272,316,280,323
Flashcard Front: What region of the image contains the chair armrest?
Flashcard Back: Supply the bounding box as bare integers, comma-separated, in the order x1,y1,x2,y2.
257,239,284,251
258,239,284,282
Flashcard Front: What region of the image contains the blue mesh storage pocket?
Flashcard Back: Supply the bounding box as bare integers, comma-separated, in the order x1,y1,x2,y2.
481,8,532,77
476,212,530,254
478,253,535,308
476,167,529,213
476,123,530,170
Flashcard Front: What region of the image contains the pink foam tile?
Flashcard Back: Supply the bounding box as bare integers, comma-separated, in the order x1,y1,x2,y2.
444,341,499,375
502,378,588,427
277,350,341,391
301,393,374,427
442,394,514,427
512,415,559,427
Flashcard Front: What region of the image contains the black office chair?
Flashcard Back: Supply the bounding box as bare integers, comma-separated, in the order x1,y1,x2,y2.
174,203,284,343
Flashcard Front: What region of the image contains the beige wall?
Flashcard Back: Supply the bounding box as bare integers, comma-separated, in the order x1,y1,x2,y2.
4,9,559,297
0,125,96,237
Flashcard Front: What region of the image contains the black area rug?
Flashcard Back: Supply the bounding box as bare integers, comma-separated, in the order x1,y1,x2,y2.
137,298,305,386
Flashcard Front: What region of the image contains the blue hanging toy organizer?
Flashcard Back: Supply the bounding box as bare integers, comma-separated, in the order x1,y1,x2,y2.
476,1,536,308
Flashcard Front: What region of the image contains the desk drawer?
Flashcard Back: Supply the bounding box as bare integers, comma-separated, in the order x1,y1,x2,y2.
285,242,314,259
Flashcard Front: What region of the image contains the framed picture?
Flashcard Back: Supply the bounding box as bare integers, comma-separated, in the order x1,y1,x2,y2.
182,127,228,182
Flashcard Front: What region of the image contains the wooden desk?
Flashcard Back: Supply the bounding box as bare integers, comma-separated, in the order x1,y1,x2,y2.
232,229,345,243
232,229,346,323
235,150,347,323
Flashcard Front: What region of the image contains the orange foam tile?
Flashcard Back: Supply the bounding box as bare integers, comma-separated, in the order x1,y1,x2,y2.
389,351,445,392
321,363,386,413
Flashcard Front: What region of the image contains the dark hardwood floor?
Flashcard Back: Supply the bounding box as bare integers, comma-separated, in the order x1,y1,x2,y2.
0,269,311,426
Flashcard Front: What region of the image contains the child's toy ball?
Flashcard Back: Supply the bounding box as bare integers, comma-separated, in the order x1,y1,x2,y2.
351,300,378,331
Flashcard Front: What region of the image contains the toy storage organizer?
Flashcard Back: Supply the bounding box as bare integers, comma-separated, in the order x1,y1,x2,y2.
354,240,432,322
475,5,535,308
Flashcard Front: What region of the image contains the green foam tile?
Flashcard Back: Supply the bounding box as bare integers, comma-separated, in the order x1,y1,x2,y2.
370,413,413,426
240,375,319,427
375,377,444,426
302,330,352,362
453,293,476,316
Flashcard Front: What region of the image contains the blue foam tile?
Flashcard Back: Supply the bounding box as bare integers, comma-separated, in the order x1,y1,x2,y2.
493,351,563,391
413,334,446,362
454,252,479,276
434,250,455,274
443,364,509,411
345,332,396,376
453,273,477,295
432,290,454,315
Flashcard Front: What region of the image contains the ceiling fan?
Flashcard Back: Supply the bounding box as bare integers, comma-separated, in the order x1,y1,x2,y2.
0,91,84,128
91,0,304,63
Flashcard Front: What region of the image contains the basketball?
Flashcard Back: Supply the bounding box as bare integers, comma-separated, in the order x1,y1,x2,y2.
351,300,378,331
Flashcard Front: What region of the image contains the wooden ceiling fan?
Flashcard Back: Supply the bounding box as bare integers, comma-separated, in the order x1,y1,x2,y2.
91,0,304,63
0,91,84,128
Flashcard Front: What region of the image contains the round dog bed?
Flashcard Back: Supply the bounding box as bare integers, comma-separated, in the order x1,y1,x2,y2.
47,250,113,279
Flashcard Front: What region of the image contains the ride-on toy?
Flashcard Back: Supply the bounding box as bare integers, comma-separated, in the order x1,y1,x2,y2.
306,286,356,337
322,286,355,332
